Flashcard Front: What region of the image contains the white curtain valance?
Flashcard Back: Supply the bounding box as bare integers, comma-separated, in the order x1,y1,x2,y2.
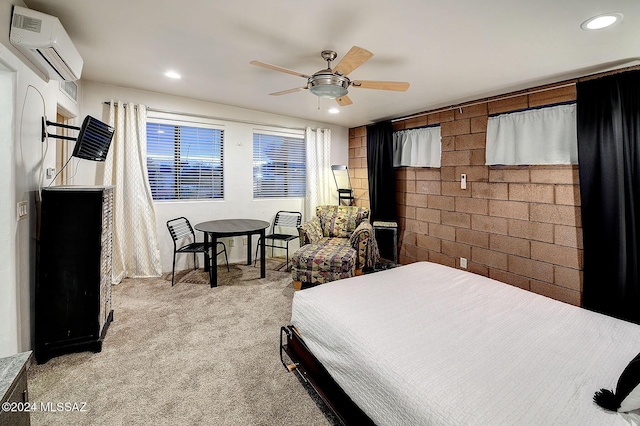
486,103,578,165
393,126,441,168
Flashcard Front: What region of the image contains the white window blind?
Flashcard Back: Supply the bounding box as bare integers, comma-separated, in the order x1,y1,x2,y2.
253,130,305,198
393,126,442,168
146,120,224,200
486,103,577,165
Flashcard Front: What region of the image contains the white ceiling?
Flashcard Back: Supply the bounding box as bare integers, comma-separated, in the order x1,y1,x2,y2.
24,0,640,128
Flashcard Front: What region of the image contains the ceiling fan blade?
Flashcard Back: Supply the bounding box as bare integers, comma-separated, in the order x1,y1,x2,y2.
333,46,374,76
250,60,311,79
352,80,410,92
336,95,353,106
269,87,308,96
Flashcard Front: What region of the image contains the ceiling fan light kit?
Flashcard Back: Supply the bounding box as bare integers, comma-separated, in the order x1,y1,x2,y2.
308,71,350,98
251,46,410,106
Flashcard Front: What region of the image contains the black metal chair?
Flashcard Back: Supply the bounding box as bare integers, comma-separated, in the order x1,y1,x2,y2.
167,217,229,286
254,211,302,271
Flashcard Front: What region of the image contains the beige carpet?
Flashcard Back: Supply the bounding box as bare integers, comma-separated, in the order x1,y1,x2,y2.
28,259,332,426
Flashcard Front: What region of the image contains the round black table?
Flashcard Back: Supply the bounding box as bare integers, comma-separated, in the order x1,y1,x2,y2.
194,219,270,287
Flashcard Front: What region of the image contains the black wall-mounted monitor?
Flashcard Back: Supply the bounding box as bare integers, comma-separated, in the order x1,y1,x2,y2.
71,116,115,162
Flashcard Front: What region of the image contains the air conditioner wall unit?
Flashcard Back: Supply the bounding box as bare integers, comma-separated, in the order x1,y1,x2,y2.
9,6,83,81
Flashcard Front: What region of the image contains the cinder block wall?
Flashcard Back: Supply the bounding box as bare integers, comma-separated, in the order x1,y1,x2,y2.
348,84,583,305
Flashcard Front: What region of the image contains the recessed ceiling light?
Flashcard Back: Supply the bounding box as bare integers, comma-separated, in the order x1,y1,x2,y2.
164,71,182,79
328,108,340,114
581,13,623,30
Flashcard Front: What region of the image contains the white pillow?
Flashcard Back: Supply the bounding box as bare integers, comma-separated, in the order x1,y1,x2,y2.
621,383,640,413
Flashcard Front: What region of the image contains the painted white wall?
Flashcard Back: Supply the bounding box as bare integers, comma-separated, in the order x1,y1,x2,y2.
77,82,349,272
0,54,18,358
0,0,82,357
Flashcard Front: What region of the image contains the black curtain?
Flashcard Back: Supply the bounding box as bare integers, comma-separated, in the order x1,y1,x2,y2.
367,121,396,263
366,121,396,223
577,70,640,324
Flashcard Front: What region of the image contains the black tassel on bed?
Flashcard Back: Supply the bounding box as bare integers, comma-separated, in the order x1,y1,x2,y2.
594,351,640,413
593,388,622,411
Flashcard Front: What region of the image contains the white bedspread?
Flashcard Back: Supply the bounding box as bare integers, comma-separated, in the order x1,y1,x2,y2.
291,262,640,426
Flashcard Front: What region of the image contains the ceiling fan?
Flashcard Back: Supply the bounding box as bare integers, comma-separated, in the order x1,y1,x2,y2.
250,46,410,106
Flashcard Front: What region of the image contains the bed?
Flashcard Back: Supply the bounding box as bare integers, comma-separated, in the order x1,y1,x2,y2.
281,261,640,425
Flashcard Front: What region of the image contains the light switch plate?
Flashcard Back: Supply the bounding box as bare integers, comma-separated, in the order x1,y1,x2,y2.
461,173,467,190
17,201,28,221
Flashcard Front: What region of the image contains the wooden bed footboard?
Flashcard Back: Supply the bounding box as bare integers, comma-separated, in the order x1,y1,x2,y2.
280,326,375,426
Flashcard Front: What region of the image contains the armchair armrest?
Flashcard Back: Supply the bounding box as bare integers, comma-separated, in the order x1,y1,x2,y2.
349,221,380,269
298,217,323,246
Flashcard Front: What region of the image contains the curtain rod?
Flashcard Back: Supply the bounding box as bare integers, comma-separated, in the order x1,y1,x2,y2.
391,82,576,122
391,61,640,123
102,101,307,132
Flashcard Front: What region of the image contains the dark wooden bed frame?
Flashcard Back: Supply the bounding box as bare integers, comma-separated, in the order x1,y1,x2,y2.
280,326,375,426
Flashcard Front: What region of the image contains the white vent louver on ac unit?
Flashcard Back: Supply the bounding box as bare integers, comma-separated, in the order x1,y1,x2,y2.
9,6,83,81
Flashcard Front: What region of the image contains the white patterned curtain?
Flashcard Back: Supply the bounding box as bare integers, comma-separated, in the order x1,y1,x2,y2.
103,101,162,283
304,127,332,221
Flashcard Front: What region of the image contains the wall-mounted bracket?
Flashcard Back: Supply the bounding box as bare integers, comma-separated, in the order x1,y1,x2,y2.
41,117,80,142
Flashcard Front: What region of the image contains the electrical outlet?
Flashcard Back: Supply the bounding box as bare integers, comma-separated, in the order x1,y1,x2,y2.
229,239,235,247
460,257,468,269
460,173,467,190
46,167,56,179
243,237,248,245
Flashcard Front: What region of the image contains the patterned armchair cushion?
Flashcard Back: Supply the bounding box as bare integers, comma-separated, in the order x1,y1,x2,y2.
316,205,370,238
291,238,357,285
298,216,323,245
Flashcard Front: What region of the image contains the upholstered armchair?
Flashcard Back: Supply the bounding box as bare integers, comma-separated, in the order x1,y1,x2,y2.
291,205,379,289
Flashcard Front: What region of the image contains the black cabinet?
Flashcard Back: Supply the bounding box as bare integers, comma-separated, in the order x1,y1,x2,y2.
36,186,114,363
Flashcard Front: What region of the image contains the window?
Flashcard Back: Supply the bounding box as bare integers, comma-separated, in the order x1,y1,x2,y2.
146,119,224,200
253,130,305,198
